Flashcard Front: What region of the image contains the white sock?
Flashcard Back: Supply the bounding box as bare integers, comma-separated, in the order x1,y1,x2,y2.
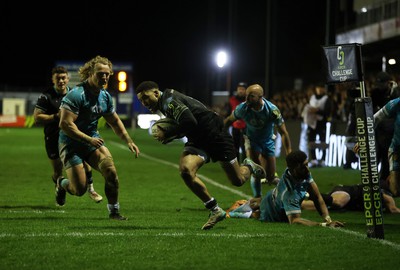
60,178,69,189
250,175,262,197
88,183,94,192
229,201,252,218
107,203,120,213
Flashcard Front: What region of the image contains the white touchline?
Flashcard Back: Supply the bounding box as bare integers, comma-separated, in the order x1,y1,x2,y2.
107,141,400,250
1,230,399,251
109,141,252,199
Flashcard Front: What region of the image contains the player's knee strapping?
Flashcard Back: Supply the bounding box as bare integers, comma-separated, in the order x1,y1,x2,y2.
99,156,119,188
98,156,114,174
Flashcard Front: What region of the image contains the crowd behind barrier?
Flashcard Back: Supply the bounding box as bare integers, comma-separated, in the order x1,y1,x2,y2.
1,74,398,135
212,74,400,168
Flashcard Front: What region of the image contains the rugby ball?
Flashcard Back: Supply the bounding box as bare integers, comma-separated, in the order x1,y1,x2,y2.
151,117,183,144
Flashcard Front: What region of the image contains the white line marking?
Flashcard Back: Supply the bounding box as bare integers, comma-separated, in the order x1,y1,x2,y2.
109,141,252,199
0,232,319,239
6,210,65,214
338,228,400,250
111,141,400,250
0,230,399,250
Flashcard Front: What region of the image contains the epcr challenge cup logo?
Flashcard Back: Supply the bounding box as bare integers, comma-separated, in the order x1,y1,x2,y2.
337,46,345,66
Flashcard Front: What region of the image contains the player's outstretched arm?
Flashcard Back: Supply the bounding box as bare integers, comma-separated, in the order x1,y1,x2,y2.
288,214,344,227
104,113,140,158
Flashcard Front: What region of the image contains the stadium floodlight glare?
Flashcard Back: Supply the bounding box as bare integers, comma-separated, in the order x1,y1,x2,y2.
215,51,228,68
118,71,127,81
118,71,127,92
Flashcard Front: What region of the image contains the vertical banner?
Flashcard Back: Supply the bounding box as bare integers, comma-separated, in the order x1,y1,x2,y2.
322,43,363,83
323,43,384,239
354,97,384,239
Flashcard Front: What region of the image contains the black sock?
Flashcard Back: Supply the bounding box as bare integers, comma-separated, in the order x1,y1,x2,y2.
86,171,93,184
245,165,253,174
204,198,218,211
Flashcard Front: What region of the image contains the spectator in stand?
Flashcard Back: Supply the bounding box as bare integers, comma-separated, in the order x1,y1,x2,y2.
342,83,361,170
302,83,333,167
228,82,247,162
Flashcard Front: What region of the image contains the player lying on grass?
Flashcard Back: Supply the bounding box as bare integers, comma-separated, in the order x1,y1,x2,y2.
226,150,345,227
229,182,400,219
301,183,400,213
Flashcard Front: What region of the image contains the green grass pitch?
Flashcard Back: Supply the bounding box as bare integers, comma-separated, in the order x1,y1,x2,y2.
0,127,399,270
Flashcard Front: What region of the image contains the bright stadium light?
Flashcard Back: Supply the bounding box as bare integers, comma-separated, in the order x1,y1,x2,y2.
215,51,228,68
118,71,127,92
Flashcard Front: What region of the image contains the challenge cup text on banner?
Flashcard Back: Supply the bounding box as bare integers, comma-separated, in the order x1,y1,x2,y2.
354,97,385,239
322,43,363,83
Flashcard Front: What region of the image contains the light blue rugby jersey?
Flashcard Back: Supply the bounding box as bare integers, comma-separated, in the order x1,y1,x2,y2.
259,168,314,222
59,84,115,140
382,97,400,151
233,97,284,142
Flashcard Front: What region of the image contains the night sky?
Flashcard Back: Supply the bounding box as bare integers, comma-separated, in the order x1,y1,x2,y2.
0,0,327,100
